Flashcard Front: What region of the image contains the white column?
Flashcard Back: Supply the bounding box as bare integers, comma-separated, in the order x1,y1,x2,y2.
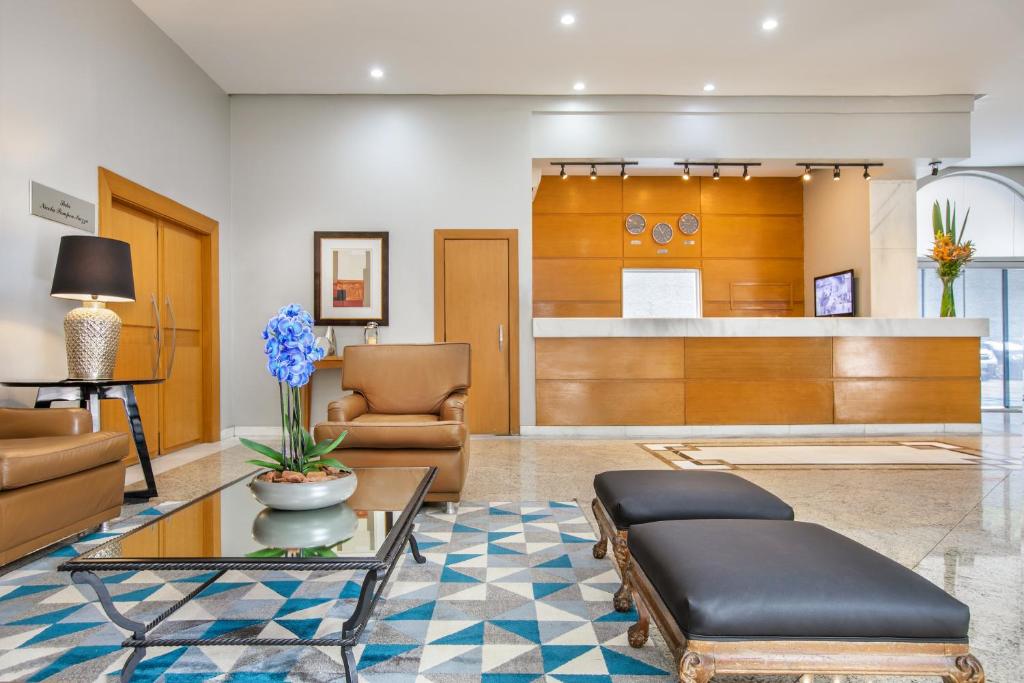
869,180,919,317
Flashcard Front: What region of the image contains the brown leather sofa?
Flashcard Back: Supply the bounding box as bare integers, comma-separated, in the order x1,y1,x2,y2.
0,408,128,565
313,343,470,505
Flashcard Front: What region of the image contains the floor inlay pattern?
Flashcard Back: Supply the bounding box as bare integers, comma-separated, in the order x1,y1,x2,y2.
637,441,1016,470
0,501,672,682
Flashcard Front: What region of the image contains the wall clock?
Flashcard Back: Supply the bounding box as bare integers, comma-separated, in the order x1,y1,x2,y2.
678,212,700,235
651,222,674,245
624,213,646,234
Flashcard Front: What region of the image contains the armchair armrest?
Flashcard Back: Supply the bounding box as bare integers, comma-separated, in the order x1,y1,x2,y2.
327,393,368,422
0,408,93,439
440,392,468,424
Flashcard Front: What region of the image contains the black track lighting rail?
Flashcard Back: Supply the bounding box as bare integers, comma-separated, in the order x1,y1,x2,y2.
550,162,639,167
672,162,763,168
794,163,885,169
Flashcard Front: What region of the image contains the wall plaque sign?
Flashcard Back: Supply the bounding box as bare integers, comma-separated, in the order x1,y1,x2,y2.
31,182,95,232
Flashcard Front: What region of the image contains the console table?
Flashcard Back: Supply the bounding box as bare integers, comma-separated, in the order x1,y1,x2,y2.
1,378,162,501
301,355,344,430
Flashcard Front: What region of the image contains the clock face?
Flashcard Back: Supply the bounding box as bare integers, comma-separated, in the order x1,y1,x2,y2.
652,222,674,245
678,212,700,235
624,213,646,235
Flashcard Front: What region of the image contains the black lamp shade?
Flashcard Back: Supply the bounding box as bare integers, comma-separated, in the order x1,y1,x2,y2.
50,235,135,303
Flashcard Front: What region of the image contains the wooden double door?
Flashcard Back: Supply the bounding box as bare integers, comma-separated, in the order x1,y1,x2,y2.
434,230,520,435
99,171,218,458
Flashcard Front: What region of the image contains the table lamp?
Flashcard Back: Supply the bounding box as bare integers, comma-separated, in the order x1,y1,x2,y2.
50,235,135,379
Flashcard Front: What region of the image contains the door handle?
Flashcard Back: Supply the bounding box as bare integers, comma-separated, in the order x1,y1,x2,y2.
150,294,162,378
498,323,504,352
164,296,178,379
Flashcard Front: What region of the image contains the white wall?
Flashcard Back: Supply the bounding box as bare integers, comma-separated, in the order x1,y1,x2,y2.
869,180,918,317
0,0,232,421
229,96,533,427
917,172,1024,257
803,170,872,315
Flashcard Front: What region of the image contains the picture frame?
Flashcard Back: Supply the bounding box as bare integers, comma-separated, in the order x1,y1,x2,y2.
313,231,389,326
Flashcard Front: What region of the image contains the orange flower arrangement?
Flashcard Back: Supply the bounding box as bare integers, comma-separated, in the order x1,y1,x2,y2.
927,200,974,317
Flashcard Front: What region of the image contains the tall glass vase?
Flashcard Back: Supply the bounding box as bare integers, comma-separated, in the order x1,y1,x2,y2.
939,275,957,318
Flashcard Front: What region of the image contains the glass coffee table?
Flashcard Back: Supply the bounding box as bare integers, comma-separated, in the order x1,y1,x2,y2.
60,466,437,683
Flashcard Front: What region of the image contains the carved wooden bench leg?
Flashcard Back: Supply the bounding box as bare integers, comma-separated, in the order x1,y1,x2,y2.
678,651,715,683
591,498,608,559
943,654,985,683
626,562,650,647
611,530,633,612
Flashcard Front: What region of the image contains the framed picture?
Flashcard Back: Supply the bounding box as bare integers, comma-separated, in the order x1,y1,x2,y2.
313,231,389,326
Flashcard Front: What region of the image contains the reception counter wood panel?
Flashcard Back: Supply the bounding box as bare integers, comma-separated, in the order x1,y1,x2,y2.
533,318,986,427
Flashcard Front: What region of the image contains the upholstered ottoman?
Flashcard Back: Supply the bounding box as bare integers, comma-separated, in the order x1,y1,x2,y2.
626,519,983,683
592,470,793,611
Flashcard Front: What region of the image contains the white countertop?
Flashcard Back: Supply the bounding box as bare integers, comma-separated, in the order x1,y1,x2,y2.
533,317,990,338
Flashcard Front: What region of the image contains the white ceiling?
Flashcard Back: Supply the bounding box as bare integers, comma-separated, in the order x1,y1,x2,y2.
133,0,1024,166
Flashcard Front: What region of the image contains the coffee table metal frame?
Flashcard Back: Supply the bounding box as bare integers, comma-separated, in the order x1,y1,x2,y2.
60,466,437,683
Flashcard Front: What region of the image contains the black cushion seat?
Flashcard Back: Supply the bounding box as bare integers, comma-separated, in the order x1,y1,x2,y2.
628,519,970,642
594,470,794,529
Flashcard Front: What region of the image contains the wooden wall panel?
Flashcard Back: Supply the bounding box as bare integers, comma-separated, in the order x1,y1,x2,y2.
533,301,621,317
622,214,701,258
536,338,686,380
833,338,980,378
834,379,981,423
700,177,803,215
685,379,834,425
702,258,804,303
701,215,804,258
533,258,622,301
623,258,702,270
622,177,700,213
684,338,832,379
536,380,685,425
533,176,621,214
533,214,622,258
702,302,805,317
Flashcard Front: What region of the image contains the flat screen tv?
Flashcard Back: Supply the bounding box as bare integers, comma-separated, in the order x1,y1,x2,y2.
814,269,855,317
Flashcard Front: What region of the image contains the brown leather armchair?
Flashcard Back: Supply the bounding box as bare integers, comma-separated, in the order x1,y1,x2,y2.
0,408,128,565
313,343,470,505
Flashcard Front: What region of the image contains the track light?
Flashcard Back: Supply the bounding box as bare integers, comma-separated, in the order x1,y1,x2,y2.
712,164,720,180
802,165,812,181
930,161,941,176
559,164,567,180
682,164,690,181
833,165,841,181
743,165,751,181
589,164,597,180
863,165,871,180
620,163,629,179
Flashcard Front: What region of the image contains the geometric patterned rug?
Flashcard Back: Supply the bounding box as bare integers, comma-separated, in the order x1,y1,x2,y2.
0,501,672,682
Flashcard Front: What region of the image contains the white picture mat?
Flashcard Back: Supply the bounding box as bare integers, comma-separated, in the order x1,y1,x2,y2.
318,237,384,319
622,268,702,318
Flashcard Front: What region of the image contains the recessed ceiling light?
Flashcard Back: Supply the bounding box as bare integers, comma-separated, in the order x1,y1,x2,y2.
761,17,779,31
703,83,716,92
573,81,586,91
369,67,384,79
560,13,576,25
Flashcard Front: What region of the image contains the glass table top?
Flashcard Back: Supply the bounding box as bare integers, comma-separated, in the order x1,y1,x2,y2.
64,466,434,569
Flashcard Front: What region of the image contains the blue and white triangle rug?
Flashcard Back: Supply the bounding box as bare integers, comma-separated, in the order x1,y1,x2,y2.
0,501,671,682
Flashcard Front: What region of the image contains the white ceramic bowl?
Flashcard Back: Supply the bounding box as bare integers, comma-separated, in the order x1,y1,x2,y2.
251,503,358,549
249,471,357,511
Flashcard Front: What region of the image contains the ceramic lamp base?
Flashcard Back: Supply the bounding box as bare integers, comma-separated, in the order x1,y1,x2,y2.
64,301,122,380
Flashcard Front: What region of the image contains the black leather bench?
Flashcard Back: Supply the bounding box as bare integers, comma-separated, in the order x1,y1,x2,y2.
625,519,984,683
592,470,793,611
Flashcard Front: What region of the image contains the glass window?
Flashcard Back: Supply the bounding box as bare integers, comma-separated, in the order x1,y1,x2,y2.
962,269,1004,408
1007,269,1024,407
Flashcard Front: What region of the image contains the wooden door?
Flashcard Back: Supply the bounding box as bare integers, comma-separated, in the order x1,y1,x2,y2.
101,200,160,460
440,238,511,433
159,220,205,452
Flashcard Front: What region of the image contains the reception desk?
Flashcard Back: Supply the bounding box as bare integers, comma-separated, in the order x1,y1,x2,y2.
532,318,988,433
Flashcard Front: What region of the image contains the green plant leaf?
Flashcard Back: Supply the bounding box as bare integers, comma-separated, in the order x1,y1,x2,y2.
932,200,942,237
302,546,338,558
239,438,284,463
958,208,970,242
246,547,287,558
245,458,283,471
301,428,314,453
945,199,952,238
306,430,348,458
311,458,352,472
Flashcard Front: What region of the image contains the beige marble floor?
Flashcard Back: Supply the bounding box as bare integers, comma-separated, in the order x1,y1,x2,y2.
97,414,1024,680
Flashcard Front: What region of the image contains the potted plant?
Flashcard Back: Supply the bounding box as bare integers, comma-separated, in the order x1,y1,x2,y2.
928,200,975,317
243,304,354,510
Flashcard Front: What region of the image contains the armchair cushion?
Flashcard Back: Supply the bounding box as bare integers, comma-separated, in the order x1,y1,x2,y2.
315,414,467,450
0,432,129,490
327,394,368,422
440,392,468,423
0,408,92,439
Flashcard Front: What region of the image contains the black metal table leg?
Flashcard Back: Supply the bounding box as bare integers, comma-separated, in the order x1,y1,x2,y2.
408,534,426,564
72,571,148,682
342,645,357,683
107,385,158,501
